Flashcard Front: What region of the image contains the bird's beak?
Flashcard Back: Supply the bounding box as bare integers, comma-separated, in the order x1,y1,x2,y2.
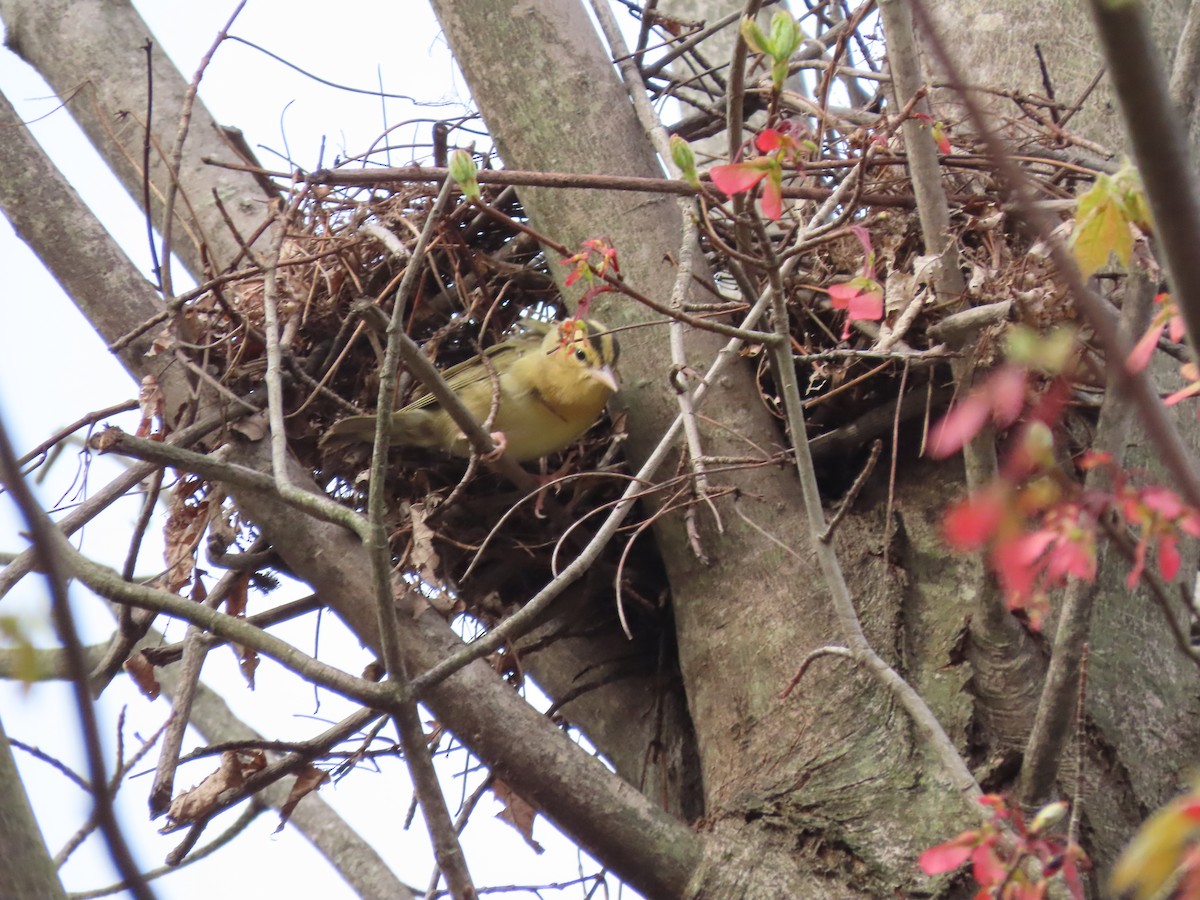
594,365,619,393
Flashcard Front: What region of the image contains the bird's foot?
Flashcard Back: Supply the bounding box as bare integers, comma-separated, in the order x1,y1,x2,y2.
480,431,508,462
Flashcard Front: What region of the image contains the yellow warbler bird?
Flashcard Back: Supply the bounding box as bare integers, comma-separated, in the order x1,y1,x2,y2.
322,319,619,461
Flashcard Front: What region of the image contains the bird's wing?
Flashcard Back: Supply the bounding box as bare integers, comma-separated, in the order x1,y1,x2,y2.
398,328,545,413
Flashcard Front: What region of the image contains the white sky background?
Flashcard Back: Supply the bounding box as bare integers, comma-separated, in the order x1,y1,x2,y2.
0,2,637,898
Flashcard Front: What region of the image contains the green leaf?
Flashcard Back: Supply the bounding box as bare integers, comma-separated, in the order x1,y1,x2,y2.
1072,175,1134,276
669,135,700,187
448,149,482,202
740,17,768,54
1005,325,1078,375
769,11,803,59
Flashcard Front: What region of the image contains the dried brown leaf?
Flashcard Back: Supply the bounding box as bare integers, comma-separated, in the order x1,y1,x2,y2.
162,750,267,832
136,374,164,437
164,477,211,594
123,651,161,700
492,778,544,853
275,765,330,833
409,501,451,602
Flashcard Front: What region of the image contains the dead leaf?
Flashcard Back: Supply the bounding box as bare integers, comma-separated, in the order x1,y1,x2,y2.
136,375,164,437
492,779,544,853
162,749,266,832
220,572,258,688
237,649,259,689
275,765,330,832
123,652,161,700
883,270,915,316
229,411,269,442
409,501,452,607
164,477,211,594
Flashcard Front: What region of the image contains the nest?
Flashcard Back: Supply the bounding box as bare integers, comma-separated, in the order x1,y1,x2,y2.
170,116,1111,636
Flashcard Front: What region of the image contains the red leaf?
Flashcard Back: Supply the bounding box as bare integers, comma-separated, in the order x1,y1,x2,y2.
928,394,992,458
971,839,1007,886
1126,320,1165,373
943,493,1005,550
1160,533,1182,582
919,835,976,874
761,172,784,220
988,366,1030,429
710,163,766,196
847,290,883,323
1126,532,1150,588
756,128,784,153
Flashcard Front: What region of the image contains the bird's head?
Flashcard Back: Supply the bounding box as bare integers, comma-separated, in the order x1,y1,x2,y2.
543,319,620,395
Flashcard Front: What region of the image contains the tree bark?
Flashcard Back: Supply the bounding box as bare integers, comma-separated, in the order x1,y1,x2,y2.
0,717,68,900
429,0,981,893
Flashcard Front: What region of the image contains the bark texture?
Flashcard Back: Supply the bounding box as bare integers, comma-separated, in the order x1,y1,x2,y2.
430,0,982,894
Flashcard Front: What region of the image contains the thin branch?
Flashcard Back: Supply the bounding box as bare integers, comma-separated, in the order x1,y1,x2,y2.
0,413,226,601
89,428,364,536
13,400,139,474
819,439,881,543
69,805,264,900
363,176,477,900
1018,277,1153,807
877,0,964,302
39,532,397,711
149,558,262,819
54,720,165,868
0,417,154,900
158,1,247,298
1087,0,1200,356
590,0,720,506
211,160,928,209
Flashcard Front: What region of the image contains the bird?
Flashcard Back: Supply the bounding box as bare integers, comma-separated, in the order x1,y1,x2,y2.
322,319,619,462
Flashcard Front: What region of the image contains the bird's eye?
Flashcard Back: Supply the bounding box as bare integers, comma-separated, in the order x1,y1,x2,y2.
575,348,589,362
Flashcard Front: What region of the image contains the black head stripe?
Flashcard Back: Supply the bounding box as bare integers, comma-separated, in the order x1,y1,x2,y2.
583,320,619,365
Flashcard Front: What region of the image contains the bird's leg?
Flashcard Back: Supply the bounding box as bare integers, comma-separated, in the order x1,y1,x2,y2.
480,431,508,462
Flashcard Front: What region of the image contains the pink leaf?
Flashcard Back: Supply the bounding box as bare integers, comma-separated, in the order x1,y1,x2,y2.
756,128,784,153
919,836,976,874
1180,510,1200,537
848,289,883,323
761,171,784,220
943,493,1005,550
827,282,859,310
1062,854,1087,900
928,394,992,458
847,224,876,278
710,164,766,197
1141,485,1185,519
1160,534,1182,582
1127,321,1166,373
1170,314,1187,343
987,366,1029,429
1164,380,1200,406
